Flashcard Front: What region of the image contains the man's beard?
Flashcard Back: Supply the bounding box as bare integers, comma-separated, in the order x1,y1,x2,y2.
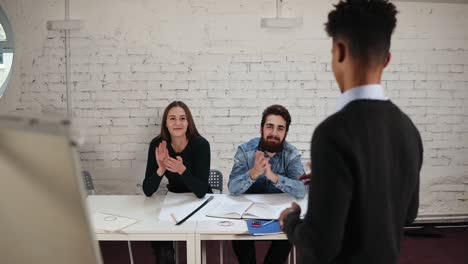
259,134,285,153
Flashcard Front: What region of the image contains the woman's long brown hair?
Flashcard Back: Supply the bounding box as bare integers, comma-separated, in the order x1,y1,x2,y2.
158,101,200,142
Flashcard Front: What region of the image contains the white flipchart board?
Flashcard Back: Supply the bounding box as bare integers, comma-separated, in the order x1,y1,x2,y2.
0,116,101,264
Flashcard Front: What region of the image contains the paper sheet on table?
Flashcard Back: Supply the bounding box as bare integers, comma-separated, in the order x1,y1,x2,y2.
158,192,217,222
91,212,138,232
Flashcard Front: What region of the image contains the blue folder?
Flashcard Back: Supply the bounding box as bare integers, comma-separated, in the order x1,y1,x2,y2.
246,219,283,236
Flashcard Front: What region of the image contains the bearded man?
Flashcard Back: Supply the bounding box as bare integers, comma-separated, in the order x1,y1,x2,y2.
228,104,306,264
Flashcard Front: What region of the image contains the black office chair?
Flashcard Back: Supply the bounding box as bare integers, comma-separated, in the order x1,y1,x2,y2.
209,169,223,194
82,170,96,195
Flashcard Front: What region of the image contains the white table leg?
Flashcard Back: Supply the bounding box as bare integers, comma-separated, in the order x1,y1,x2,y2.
201,240,207,264
174,241,179,264
195,234,202,264
219,240,224,264
292,245,296,264
127,241,134,264
186,234,196,264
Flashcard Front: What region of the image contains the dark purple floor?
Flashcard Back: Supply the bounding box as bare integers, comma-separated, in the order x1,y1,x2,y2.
399,227,468,264
99,227,468,264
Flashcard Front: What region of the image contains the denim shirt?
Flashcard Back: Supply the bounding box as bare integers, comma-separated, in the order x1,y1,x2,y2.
228,137,306,199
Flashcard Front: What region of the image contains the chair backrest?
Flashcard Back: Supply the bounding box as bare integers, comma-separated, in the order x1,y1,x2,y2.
82,170,96,195
209,169,223,193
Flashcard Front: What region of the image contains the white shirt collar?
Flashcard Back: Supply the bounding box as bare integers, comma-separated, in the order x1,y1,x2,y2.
336,84,388,112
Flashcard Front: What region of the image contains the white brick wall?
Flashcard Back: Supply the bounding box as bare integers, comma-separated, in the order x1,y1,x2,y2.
0,0,467,215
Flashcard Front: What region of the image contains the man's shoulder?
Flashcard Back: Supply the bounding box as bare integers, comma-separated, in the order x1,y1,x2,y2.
238,137,260,151
283,140,300,154
310,111,352,146
316,111,344,133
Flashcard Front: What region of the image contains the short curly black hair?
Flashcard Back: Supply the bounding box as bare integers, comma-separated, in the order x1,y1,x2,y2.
325,0,398,66
261,105,291,132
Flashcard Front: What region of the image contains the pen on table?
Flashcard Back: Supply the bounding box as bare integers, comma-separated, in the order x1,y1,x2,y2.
243,202,255,215
261,220,275,227
171,213,178,224
176,196,215,226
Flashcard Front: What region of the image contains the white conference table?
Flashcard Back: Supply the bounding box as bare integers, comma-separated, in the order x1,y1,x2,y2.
87,194,303,264
192,193,300,264
87,195,197,263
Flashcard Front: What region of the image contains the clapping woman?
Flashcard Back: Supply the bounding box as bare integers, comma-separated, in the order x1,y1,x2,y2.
143,101,212,264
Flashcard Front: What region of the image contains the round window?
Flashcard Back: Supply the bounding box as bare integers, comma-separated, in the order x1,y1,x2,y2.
0,7,14,99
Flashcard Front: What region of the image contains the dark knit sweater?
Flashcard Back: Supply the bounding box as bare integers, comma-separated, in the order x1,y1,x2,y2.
283,100,423,264
142,136,212,198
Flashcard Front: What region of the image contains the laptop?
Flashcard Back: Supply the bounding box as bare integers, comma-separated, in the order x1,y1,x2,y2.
0,115,101,264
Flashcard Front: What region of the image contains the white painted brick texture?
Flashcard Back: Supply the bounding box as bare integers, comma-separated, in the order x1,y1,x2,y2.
0,0,467,214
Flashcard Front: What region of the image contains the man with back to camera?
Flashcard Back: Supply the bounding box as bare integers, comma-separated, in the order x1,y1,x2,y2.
279,1,423,263
229,104,306,264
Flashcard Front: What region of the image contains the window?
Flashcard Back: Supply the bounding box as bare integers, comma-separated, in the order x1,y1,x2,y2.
0,7,14,98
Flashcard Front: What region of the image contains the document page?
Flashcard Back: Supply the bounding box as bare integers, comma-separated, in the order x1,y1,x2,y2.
92,212,138,232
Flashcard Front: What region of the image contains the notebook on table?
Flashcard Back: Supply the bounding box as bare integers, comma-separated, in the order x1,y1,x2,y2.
206,199,285,220
246,219,282,236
